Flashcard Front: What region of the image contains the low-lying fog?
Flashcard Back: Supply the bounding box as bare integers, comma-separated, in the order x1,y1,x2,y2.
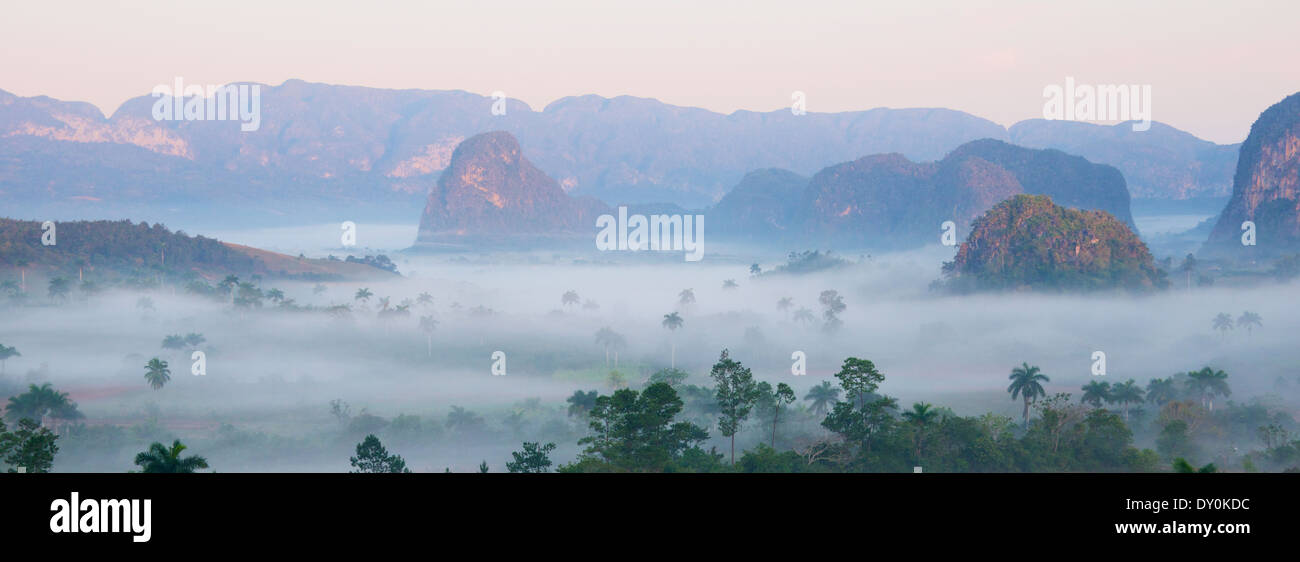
3,222,1297,472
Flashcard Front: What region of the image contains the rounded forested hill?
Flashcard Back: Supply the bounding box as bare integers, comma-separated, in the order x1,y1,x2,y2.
940,194,1167,292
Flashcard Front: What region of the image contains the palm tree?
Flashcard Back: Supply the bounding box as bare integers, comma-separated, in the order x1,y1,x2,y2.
902,402,939,459
803,381,840,417
354,288,373,304
594,327,618,367
419,315,438,357
1080,380,1111,409
1110,379,1144,421
1237,311,1262,337
1145,377,1178,406
47,277,71,303
266,288,285,303
1007,363,1049,425
416,292,434,307
133,440,209,473
776,297,793,320
678,288,695,307
144,358,171,390
661,312,684,368
1187,367,1230,411
722,279,739,290
1212,313,1234,338
0,343,19,374
561,290,580,308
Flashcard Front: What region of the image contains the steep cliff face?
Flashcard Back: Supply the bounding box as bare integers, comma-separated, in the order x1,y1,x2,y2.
416,131,596,243
941,194,1165,292
1202,92,1300,258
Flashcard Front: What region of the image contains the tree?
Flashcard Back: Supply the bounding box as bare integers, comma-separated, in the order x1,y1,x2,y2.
678,288,695,307
162,334,186,350
804,381,840,417
793,307,816,326
47,277,71,303
749,263,761,276
133,439,208,473
1007,363,1049,425
506,442,557,473
1178,253,1197,290
0,343,20,374
144,358,171,390
354,288,373,304
901,402,939,460
419,315,438,357
1237,311,1262,336
2,418,59,473
1211,313,1234,338
1145,377,1178,406
662,312,684,368
1172,458,1216,473
5,383,82,422
647,368,688,387
834,357,885,410
1110,379,1145,421
776,297,793,320
349,434,411,473
566,390,599,418
818,290,846,333
595,327,619,367
561,290,580,308
1080,380,1111,409
722,279,739,290
769,383,796,448
710,349,761,465
416,292,434,307
1187,367,1230,411
570,383,709,472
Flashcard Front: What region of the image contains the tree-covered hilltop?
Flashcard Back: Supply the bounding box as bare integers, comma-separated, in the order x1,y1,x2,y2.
940,194,1167,292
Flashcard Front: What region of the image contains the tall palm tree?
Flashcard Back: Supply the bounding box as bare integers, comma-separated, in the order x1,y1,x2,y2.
419,316,438,357
0,343,19,374
1211,313,1234,338
1110,379,1144,421
1080,380,1111,409
144,358,171,390
902,402,939,459
803,381,840,417
594,327,620,367
1145,377,1178,406
678,288,696,308
662,312,684,368
1187,367,1230,411
133,440,209,473
1007,363,1049,425
1237,311,1262,337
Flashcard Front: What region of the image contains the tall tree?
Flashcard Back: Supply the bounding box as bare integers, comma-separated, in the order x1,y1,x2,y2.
1080,380,1112,409
349,434,411,473
901,402,939,460
803,381,840,417
1187,367,1230,411
710,349,761,465
1007,362,1049,425
1211,313,1234,338
1237,311,1262,337
662,312,684,368
1110,379,1145,421
770,383,796,448
506,442,557,473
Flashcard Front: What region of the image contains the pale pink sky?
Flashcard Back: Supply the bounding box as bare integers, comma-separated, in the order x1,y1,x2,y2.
2,0,1297,144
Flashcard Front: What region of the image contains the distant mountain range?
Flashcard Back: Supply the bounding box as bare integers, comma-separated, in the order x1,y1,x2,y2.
416,131,1134,253
0,80,1239,229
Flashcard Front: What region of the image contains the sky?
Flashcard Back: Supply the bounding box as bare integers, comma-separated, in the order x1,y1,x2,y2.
1,0,1297,144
